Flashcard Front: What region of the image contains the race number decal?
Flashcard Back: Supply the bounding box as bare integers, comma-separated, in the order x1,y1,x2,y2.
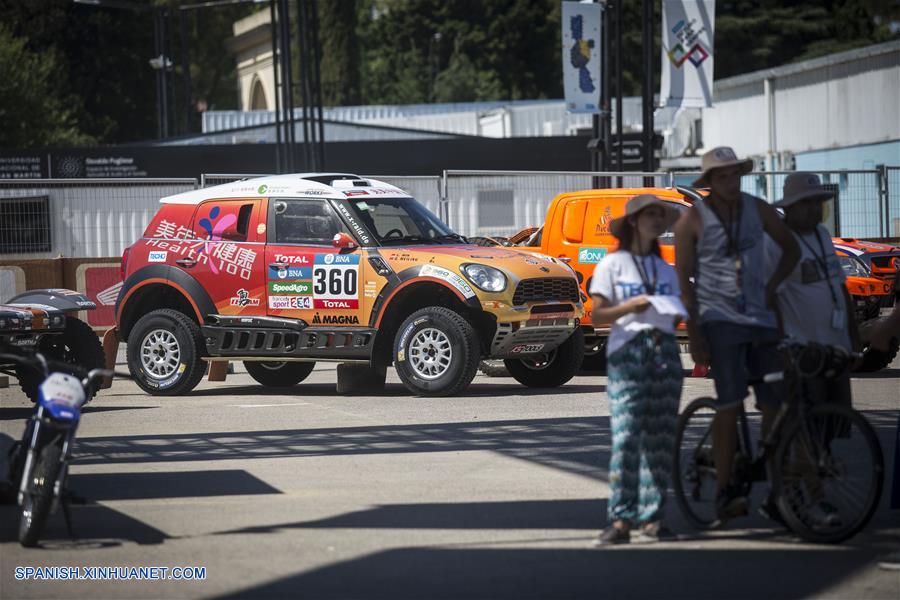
313,253,360,309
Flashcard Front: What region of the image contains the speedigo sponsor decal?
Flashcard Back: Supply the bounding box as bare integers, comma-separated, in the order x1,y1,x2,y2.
268,281,312,295
311,313,360,325
269,295,313,310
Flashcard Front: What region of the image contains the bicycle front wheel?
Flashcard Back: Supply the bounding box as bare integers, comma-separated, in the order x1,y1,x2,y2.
673,397,721,529
773,404,884,544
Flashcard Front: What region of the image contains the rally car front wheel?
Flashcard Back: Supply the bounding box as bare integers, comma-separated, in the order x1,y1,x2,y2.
127,309,206,396
504,327,584,388
393,307,481,397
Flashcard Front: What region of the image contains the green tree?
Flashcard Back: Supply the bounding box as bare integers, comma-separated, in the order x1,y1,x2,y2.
0,23,93,147
318,0,361,106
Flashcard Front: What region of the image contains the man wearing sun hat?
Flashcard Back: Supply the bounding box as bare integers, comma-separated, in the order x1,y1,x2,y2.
762,172,862,528
674,146,801,522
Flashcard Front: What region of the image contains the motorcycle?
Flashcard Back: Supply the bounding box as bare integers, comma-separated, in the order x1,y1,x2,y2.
2,352,116,547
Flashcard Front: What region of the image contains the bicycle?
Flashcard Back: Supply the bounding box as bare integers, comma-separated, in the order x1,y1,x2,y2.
673,342,884,543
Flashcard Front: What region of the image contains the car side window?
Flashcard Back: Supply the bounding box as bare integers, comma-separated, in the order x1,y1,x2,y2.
271,199,345,245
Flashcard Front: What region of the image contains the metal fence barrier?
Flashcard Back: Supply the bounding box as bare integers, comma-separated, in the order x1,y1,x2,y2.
2,168,896,261
0,178,196,261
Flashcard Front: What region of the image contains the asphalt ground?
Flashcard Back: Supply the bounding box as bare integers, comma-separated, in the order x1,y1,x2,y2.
0,353,898,600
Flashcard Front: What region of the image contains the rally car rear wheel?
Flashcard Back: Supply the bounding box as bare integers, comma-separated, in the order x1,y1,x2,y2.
393,307,480,396
244,361,315,387
504,327,584,388
127,309,206,396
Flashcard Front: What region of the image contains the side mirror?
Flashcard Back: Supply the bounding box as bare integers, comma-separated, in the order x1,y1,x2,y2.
332,232,358,251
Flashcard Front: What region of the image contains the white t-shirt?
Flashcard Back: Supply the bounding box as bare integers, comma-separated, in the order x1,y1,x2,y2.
764,225,851,350
589,251,682,357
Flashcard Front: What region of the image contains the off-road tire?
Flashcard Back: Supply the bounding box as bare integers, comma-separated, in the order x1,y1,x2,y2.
244,361,315,387
504,327,585,388
127,309,206,396
17,316,105,403
393,307,481,397
18,442,62,547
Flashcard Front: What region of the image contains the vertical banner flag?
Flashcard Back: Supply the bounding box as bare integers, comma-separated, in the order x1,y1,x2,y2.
562,1,601,113
660,0,715,108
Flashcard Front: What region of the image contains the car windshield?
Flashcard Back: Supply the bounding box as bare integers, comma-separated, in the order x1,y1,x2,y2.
342,197,463,245
839,255,869,277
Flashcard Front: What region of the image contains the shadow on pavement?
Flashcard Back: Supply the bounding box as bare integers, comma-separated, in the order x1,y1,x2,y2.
0,503,168,547
69,469,281,501
189,382,602,398
214,545,882,600
71,416,612,482
215,498,608,536
0,405,157,422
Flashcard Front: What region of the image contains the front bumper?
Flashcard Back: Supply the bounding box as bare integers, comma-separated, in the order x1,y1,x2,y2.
488,317,578,358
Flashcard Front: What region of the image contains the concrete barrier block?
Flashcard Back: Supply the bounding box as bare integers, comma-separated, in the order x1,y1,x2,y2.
336,363,386,394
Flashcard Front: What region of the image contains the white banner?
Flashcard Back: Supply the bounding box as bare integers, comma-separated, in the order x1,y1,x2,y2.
561,1,601,114
660,0,715,108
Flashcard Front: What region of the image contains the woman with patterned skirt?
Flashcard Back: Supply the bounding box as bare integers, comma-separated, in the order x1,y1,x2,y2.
588,194,686,545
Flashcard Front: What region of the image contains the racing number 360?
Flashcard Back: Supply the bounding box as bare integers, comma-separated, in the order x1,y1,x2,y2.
313,268,357,296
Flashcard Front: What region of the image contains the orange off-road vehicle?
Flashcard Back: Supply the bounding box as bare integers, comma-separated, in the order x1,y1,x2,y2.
113,174,585,397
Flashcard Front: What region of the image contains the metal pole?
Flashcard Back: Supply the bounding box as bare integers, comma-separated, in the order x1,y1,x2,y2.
179,9,194,133
270,0,282,172
309,0,325,169
594,2,612,188
615,0,623,184
296,0,313,170
153,10,164,139
641,0,654,184
279,0,295,171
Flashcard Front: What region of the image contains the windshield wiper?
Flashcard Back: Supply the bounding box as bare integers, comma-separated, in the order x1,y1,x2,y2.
434,233,468,244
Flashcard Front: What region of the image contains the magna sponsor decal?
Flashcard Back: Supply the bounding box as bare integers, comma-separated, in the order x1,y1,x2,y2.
311,313,360,325
268,295,313,309
148,251,168,263
578,247,608,264
269,281,312,295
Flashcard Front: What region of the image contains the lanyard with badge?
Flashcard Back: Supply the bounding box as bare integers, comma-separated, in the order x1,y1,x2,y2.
709,197,747,313
631,252,668,372
797,230,845,330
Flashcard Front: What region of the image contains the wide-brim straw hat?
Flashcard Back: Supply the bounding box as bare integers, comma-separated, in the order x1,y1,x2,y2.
609,194,682,239
692,146,753,187
774,172,835,207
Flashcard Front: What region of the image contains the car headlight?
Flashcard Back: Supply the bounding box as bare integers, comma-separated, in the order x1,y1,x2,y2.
461,263,507,292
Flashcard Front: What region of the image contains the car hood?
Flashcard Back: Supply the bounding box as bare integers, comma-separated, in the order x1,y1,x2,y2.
378,244,576,282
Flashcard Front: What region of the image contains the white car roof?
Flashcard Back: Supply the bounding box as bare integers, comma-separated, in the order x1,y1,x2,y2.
161,173,412,204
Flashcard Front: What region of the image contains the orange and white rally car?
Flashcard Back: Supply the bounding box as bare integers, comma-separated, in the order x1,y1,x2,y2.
114,174,584,397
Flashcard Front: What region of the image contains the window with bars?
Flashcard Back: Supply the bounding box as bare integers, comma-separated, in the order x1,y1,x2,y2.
0,195,51,253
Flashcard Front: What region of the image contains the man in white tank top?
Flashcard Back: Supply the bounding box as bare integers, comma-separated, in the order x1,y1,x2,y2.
674,147,800,522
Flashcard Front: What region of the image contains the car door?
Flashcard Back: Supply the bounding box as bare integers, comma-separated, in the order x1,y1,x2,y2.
265,198,365,327
188,199,266,316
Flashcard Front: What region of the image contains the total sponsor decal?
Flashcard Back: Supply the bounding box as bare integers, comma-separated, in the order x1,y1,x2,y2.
578,247,608,264
148,251,168,263
510,343,546,354
274,253,313,265
311,313,360,325
229,288,260,307
268,295,313,310
419,265,476,298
